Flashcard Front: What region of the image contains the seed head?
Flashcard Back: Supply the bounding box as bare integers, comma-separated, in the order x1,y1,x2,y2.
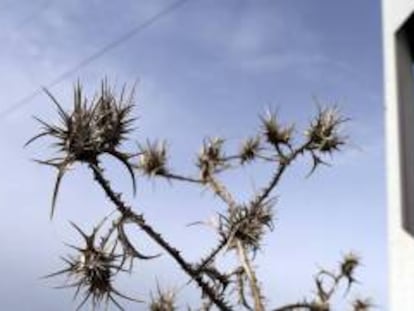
26,79,137,218
341,252,360,279
219,200,274,252
239,136,261,164
261,110,293,147
149,285,177,311
306,107,347,153
43,222,141,310
137,140,168,176
340,252,360,294
197,137,225,181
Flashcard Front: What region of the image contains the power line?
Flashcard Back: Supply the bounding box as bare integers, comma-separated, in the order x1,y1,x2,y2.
0,0,191,120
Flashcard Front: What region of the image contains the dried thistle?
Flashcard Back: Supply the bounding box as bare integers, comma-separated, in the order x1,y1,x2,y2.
306,106,347,154
260,109,294,147
26,80,137,218
149,285,177,311
340,252,360,293
136,140,168,176
219,200,274,252
239,136,261,164
28,80,368,311
43,222,141,310
197,137,226,181
93,81,136,151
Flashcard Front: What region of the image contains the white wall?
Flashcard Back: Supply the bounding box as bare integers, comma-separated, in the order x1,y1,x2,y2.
383,0,414,309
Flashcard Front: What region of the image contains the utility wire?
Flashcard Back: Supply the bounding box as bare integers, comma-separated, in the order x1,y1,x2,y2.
0,0,191,120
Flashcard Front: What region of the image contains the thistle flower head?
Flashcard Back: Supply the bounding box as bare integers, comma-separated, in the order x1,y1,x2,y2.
219,200,274,252
26,79,137,218
44,222,141,310
239,136,261,164
260,110,294,147
137,140,168,176
93,81,136,151
149,285,177,311
340,252,360,278
197,137,226,181
200,137,224,164
339,251,360,295
306,106,347,153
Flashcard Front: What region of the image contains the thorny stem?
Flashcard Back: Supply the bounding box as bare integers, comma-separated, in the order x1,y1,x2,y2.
90,139,327,311
89,163,232,311
160,172,203,184
162,170,238,212
272,302,315,311
221,155,241,162
168,141,310,311
184,237,230,289
194,238,229,275
252,140,312,206
236,240,265,311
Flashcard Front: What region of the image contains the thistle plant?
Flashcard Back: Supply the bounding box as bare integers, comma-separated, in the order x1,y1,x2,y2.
29,79,372,310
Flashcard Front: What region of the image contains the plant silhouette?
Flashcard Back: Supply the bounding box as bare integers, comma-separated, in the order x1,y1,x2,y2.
28,79,372,310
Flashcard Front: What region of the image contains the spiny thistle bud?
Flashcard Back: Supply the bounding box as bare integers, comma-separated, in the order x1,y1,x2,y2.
93,81,136,151
306,107,347,153
341,252,359,279
352,298,373,311
340,252,360,293
149,286,177,311
197,137,225,181
137,140,168,176
219,200,274,252
239,136,261,164
43,222,141,310
260,110,294,147
27,79,137,218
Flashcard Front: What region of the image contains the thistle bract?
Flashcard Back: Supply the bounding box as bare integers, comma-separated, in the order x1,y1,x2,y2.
239,136,261,164
197,137,225,181
306,107,346,153
137,140,168,176
261,110,293,147
219,200,274,252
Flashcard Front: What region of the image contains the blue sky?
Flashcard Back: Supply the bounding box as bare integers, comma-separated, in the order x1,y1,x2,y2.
0,0,385,310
